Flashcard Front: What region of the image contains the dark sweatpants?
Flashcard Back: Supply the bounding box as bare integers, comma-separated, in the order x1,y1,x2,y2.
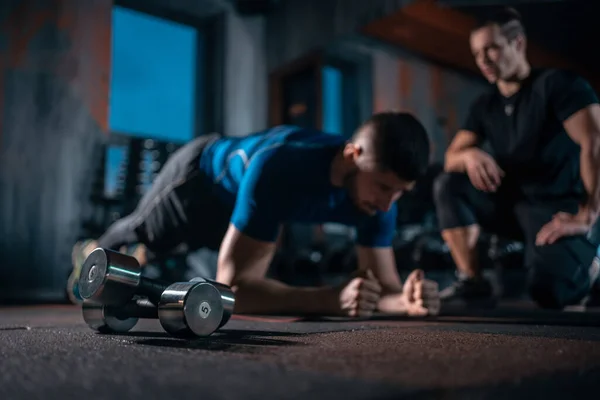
97,134,233,260
433,172,598,309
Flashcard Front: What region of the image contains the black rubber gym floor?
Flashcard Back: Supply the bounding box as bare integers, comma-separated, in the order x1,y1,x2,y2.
1,303,600,400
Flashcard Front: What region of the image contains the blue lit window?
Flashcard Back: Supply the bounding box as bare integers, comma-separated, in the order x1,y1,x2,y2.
105,6,202,198
109,6,200,143
104,145,127,198
322,66,343,135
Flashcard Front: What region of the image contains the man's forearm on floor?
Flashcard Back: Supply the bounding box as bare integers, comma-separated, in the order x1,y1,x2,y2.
232,278,334,315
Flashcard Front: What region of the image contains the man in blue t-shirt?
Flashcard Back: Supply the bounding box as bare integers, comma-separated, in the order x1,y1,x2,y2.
68,112,440,317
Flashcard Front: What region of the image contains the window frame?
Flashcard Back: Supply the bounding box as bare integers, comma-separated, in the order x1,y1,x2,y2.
103,2,225,200
322,51,373,138
111,0,225,139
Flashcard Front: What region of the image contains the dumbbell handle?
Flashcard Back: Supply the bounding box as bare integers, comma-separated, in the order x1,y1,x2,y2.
137,277,173,305
106,297,159,320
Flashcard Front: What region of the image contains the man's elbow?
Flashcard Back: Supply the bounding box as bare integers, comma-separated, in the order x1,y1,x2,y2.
592,130,600,156
579,132,600,159
215,257,259,293
216,256,239,288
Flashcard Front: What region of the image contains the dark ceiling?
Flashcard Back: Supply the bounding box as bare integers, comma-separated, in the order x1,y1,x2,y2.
443,0,600,72
118,0,597,73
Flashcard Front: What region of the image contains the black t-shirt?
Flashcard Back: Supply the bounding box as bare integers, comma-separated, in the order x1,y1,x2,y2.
462,68,599,201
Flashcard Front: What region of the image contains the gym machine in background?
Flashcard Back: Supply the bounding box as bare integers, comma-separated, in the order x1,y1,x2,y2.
81,133,183,240
77,134,190,282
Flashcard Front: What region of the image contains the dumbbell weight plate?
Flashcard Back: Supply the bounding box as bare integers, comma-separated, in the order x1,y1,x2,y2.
189,277,235,328
158,281,225,337
82,300,139,333
79,248,142,306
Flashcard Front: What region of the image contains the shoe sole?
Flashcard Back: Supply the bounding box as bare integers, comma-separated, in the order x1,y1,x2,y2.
67,240,93,304
589,256,600,289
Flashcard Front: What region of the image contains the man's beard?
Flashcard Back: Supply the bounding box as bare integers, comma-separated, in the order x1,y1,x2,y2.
342,168,357,193
342,169,375,215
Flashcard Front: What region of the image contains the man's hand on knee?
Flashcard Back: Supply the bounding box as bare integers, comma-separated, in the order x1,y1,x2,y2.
536,206,594,246
463,149,505,193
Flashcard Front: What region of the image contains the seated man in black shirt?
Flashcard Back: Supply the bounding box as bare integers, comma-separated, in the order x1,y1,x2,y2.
434,7,600,309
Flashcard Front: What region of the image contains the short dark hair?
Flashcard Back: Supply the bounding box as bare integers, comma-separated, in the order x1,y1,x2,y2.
353,112,430,181
474,7,525,41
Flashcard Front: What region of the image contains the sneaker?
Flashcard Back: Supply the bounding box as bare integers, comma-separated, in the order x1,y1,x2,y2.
583,254,600,308
67,239,96,304
590,252,600,289
440,274,497,309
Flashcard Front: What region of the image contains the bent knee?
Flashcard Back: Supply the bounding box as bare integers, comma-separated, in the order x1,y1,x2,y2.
433,172,469,204
528,244,592,309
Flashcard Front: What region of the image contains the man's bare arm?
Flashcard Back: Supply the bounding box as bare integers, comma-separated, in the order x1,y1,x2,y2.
563,104,600,225
356,245,407,314
444,130,481,172
216,224,335,315
356,245,440,315
355,245,402,294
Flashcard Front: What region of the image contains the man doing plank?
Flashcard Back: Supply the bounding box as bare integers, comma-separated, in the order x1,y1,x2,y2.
70,112,441,317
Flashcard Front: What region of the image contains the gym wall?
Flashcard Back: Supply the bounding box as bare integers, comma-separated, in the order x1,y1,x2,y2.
309,35,488,165
266,0,413,73
369,46,487,164
0,0,112,302
264,0,488,164
224,11,268,137
0,0,271,303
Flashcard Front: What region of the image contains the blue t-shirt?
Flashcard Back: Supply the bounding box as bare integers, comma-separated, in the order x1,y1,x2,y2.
198,125,397,247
